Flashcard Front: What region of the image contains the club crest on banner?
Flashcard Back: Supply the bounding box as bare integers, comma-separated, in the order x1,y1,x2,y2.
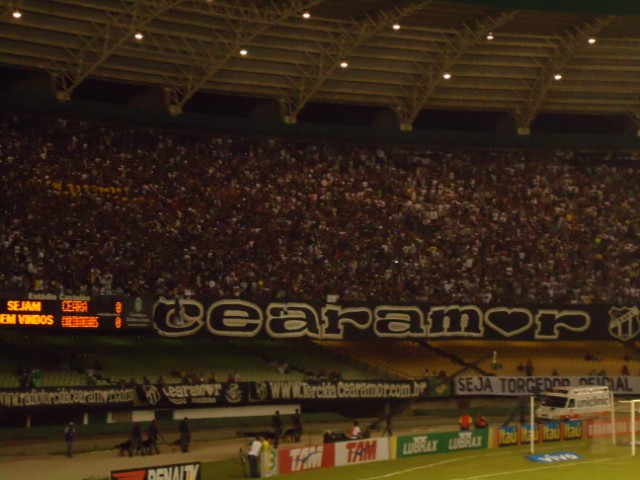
142,384,161,405
608,306,640,341
252,382,269,401
225,383,243,403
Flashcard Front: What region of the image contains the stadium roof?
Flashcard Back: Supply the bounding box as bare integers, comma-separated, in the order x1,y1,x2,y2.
1,0,640,132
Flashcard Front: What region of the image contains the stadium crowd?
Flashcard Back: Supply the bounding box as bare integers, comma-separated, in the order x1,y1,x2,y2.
1,112,640,305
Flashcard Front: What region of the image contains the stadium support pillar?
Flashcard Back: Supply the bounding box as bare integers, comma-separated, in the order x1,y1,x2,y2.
278,96,298,125
168,104,182,116
399,122,413,131
56,90,71,102
517,127,530,136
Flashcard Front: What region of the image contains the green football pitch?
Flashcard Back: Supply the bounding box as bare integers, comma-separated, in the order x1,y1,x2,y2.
198,440,639,480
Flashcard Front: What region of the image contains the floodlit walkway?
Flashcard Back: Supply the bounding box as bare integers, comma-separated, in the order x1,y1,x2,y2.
0,415,463,480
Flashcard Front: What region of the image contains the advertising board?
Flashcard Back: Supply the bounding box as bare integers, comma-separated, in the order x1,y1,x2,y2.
110,461,201,480
278,443,336,474
396,430,489,458
334,437,390,466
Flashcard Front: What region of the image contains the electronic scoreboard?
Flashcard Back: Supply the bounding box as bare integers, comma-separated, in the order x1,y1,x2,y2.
0,295,152,331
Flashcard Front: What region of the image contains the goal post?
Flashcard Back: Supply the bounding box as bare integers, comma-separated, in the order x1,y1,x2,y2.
524,390,640,454
530,395,535,455
617,398,640,455
610,389,616,446
585,396,640,455
632,400,636,456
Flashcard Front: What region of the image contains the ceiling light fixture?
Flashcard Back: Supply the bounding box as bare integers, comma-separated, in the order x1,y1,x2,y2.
239,48,248,56
302,11,310,19
393,23,401,30
340,61,348,68
554,73,562,80
134,31,144,40
443,72,452,80
588,37,596,44
12,8,22,19
486,32,494,40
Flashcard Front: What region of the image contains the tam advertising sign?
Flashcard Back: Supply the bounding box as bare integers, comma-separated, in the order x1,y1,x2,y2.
110,462,200,480
334,437,390,466
278,443,336,474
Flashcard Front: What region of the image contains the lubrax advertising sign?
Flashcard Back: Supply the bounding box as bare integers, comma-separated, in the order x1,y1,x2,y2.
396,430,489,458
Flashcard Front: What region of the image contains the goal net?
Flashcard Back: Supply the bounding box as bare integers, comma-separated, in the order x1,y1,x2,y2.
585,398,640,454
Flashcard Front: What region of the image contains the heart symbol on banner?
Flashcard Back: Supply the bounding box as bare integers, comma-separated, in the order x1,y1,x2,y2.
484,308,533,337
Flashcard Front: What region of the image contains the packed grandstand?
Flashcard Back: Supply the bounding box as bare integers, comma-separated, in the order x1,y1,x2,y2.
1,110,639,393
0,109,638,480
2,113,640,305
3,2,640,479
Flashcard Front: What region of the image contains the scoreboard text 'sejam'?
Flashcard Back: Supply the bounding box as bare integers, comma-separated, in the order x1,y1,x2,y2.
0,296,125,330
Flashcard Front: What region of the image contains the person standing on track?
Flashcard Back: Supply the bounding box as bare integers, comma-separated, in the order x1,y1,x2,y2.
292,408,303,442
459,412,473,431
248,435,264,478
271,410,283,448
349,420,362,439
64,421,75,458
475,415,488,429
130,422,143,456
179,417,191,452
147,419,164,454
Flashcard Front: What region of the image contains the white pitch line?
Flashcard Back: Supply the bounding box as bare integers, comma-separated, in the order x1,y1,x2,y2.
450,455,628,480
358,449,629,480
358,451,514,480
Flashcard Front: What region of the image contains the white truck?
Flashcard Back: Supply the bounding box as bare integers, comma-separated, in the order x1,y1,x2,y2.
536,386,611,421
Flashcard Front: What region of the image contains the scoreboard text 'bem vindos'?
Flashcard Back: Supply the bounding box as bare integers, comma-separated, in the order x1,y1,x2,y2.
0,294,152,332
